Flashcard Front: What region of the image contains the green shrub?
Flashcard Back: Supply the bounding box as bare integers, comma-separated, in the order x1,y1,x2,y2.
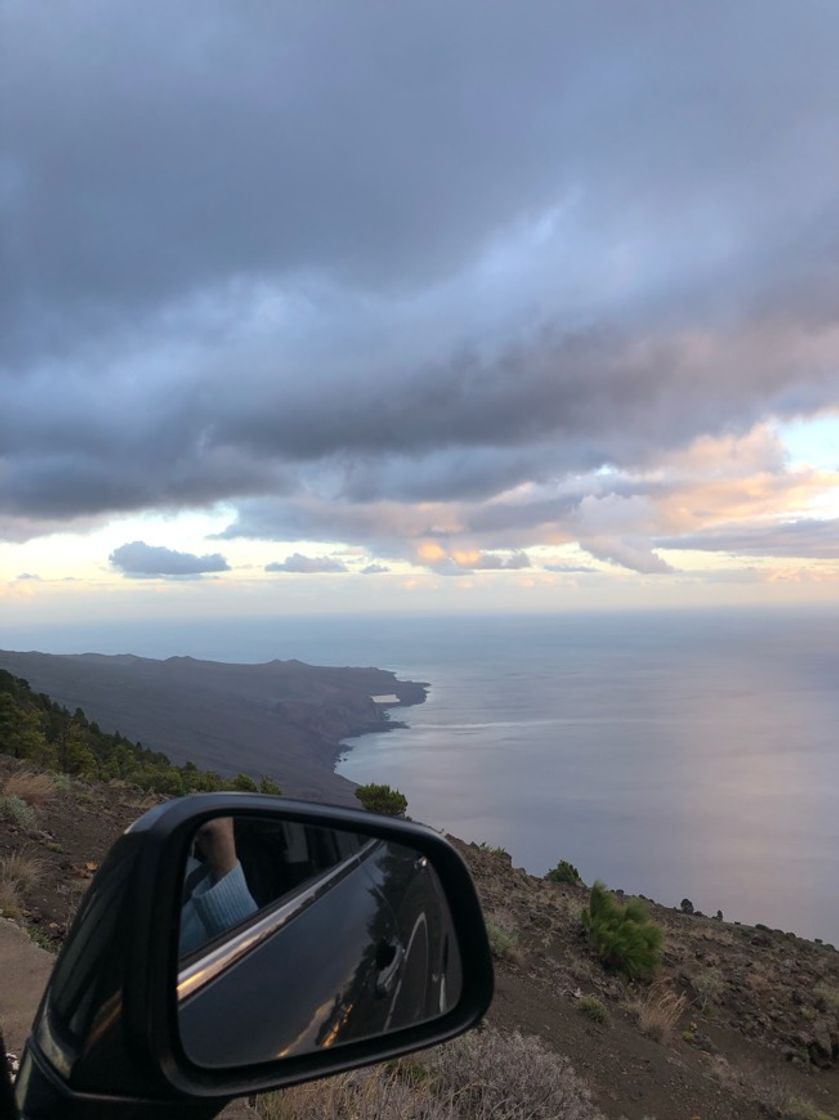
546,859,583,886
230,773,258,792
0,794,37,830
581,881,663,981
577,995,609,1024
258,775,283,795
354,782,407,816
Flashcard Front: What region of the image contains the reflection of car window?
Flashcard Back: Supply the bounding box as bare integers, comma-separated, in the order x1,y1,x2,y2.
179,819,372,960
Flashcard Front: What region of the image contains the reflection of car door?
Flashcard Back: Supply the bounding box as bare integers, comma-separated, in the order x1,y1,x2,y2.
179,847,401,1068
360,844,449,1030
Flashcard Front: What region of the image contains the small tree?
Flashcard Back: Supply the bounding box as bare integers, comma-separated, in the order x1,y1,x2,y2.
680,898,695,915
545,859,583,887
258,775,283,795
582,881,663,982
354,783,407,816
231,773,258,792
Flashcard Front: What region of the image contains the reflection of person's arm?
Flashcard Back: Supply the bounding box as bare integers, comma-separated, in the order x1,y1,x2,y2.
191,861,257,935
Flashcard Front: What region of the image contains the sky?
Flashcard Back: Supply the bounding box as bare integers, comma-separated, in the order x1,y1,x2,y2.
2,1,839,627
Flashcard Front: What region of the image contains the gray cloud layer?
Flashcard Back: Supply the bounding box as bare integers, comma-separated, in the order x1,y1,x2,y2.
658,519,839,559
109,541,230,578
3,3,839,568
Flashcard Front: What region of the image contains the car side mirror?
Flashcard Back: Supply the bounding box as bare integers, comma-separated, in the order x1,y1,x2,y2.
15,795,493,1120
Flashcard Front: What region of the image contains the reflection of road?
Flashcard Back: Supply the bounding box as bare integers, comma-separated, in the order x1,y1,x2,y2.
385,911,428,1032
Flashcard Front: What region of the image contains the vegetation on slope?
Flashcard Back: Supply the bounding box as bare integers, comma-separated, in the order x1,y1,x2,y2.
0,669,278,795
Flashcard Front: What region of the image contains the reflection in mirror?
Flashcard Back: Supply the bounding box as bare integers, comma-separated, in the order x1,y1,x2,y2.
176,815,463,1069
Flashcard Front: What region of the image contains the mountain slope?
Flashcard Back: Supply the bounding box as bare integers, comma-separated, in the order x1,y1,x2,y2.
0,650,427,802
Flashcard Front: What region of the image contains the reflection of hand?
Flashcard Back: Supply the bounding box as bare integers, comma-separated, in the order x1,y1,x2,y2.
195,817,238,882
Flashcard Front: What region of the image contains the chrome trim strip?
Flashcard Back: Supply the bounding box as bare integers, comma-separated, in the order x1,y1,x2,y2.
177,838,379,1002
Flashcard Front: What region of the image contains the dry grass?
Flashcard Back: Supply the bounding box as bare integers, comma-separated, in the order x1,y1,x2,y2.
3,770,56,809
629,986,687,1044
256,1026,604,1120
0,850,45,894
813,982,839,1015
691,966,723,1012
485,910,522,963
0,879,22,919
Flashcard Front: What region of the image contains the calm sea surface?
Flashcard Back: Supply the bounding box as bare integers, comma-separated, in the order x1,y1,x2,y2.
5,609,839,940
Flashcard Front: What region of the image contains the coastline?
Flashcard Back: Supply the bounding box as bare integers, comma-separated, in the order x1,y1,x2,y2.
0,648,430,805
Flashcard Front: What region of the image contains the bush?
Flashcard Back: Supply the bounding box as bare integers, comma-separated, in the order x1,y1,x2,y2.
578,995,609,1024
0,794,37,830
354,783,407,816
692,967,723,1011
581,881,664,981
680,897,695,915
486,913,520,961
256,1024,605,1120
546,859,583,886
230,773,258,792
813,983,839,1015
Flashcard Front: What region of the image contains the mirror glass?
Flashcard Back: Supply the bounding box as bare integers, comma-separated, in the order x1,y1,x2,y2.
176,813,463,1068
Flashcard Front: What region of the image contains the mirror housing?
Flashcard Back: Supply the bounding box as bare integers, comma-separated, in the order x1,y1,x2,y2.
16,795,493,1120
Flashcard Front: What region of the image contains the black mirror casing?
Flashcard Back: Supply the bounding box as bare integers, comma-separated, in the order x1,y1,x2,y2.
16,795,494,1120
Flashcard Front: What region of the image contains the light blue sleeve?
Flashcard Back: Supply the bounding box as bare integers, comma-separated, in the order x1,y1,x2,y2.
192,860,258,933
180,861,258,956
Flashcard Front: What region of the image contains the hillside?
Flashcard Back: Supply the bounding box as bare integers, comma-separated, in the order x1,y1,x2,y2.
1,749,837,1120
0,650,427,803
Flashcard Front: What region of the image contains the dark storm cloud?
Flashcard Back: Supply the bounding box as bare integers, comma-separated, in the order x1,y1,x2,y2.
109,541,230,578
265,554,347,573
2,1,839,556
658,519,839,559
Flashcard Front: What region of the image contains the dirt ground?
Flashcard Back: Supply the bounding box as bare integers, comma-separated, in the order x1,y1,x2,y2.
458,839,839,1120
1,756,838,1120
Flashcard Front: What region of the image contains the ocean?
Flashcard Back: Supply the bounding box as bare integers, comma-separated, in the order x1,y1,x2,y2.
4,608,839,941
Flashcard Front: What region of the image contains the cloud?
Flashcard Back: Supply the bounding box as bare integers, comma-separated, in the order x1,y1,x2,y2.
543,562,598,574
658,518,839,559
360,563,390,575
15,572,41,581
265,553,348,573
580,539,675,575
459,550,531,571
2,2,839,578
109,541,230,578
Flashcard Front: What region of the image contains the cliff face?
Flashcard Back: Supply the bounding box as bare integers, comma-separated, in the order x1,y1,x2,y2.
0,650,427,803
